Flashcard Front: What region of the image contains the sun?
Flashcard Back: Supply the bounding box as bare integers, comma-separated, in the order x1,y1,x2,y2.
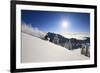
62,20,69,28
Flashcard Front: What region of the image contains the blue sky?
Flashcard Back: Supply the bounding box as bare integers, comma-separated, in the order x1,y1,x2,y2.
21,10,90,33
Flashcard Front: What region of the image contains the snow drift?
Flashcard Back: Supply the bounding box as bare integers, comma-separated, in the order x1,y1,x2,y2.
21,23,46,39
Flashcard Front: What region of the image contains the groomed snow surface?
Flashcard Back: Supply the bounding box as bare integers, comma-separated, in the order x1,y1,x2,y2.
21,32,89,63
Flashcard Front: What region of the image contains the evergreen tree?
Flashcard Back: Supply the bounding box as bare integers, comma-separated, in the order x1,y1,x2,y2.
53,34,59,44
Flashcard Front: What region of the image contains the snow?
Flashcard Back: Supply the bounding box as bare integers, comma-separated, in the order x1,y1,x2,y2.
21,32,89,63
21,23,46,39
60,33,90,40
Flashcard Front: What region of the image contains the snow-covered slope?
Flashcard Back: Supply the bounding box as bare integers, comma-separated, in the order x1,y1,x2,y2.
21,32,89,63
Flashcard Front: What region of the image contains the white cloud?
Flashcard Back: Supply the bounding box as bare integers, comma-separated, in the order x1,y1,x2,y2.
21,22,46,39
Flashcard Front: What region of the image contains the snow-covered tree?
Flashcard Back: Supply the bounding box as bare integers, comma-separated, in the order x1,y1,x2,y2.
68,40,72,50
53,34,59,44
81,43,90,57
64,40,72,50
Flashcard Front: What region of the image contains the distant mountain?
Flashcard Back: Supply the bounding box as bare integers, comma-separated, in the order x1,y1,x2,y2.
44,32,90,50
60,32,90,40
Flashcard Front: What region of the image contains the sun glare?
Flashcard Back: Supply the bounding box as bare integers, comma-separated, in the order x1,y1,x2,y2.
62,20,69,28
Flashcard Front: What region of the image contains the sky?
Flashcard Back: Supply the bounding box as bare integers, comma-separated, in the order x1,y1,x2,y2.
21,10,90,33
